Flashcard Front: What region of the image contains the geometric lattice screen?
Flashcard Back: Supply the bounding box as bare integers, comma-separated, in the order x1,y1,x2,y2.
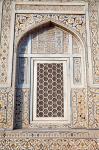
36,63,64,118
32,60,69,123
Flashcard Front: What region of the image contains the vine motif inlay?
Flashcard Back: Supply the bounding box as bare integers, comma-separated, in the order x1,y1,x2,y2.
15,14,86,40
0,137,98,150
88,88,99,128
0,0,12,84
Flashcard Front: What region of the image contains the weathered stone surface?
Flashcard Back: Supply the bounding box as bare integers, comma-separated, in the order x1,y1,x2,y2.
0,0,99,149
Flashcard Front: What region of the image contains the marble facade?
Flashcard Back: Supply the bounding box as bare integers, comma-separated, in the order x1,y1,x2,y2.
0,0,99,149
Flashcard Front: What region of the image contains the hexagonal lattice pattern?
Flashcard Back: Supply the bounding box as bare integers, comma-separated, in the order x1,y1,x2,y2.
37,63,64,117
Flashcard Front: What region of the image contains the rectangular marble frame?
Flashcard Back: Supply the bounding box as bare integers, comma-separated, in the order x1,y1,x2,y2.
30,58,71,125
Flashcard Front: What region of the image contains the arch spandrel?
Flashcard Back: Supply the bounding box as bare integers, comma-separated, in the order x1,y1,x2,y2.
18,23,83,55
16,19,86,52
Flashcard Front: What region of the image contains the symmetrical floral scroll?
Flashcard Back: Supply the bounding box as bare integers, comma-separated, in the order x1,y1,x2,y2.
0,90,7,123
88,0,99,84
0,0,12,84
15,14,86,40
88,88,99,128
0,137,98,150
0,88,13,129
72,88,88,128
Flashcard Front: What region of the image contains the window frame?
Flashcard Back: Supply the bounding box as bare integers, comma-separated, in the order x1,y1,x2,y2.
17,27,85,126
30,58,70,124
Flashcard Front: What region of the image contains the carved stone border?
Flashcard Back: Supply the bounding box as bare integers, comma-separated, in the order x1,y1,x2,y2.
0,136,98,150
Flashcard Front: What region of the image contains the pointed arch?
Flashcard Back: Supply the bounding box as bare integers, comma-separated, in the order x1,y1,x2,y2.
16,19,85,51
14,18,87,129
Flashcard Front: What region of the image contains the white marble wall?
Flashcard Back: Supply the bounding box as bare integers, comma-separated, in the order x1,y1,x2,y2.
97,1,99,42
0,0,3,43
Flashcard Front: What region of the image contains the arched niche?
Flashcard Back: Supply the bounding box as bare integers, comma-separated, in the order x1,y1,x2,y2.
14,21,86,129
16,19,85,50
